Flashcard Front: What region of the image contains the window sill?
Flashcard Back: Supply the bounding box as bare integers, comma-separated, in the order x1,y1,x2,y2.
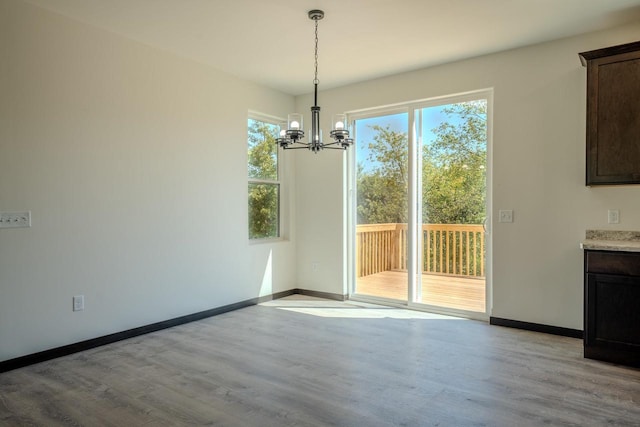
249,237,289,245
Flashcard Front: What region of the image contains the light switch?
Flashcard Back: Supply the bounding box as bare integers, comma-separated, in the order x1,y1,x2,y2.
608,209,620,224
498,210,513,223
73,295,84,312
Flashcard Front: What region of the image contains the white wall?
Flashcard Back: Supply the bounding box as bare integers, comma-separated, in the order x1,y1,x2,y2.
295,22,640,330
0,0,296,362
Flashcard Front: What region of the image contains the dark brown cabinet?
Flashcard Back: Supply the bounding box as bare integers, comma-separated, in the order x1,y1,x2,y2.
579,41,640,185
584,250,640,367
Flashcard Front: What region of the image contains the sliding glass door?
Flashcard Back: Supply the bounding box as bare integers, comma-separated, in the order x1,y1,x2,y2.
415,100,487,313
350,92,490,317
353,111,408,302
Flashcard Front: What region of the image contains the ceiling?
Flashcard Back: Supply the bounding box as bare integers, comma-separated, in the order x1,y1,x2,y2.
24,0,640,95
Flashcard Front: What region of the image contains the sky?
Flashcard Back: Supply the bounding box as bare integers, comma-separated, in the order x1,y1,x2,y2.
355,105,456,172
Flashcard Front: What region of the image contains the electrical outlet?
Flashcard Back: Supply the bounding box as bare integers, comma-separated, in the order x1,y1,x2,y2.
312,262,319,272
0,211,31,228
608,209,620,224
73,295,84,312
498,210,513,223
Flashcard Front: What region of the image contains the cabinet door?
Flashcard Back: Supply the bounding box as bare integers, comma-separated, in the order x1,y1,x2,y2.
581,41,640,185
585,273,640,350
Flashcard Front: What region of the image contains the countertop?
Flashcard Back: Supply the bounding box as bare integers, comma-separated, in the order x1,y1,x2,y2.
580,230,640,252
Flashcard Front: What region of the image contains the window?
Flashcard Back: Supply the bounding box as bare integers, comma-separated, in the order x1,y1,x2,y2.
248,116,280,240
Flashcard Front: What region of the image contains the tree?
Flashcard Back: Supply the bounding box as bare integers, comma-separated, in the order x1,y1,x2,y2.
248,119,279,239
356,101,486,225
248,120,277,180
356,125,408,224
423,101,486,224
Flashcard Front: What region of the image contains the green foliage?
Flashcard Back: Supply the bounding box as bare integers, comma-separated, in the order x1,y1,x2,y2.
357,125,408,224
248,183,279,239
248,119,279,239
423,101,486,224
248,120,278,180
357,101,486,225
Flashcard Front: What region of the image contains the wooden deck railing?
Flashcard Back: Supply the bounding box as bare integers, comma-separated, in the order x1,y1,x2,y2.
356,223,485,278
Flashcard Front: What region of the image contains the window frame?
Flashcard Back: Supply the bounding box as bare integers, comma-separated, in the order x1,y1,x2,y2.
247,112,285,242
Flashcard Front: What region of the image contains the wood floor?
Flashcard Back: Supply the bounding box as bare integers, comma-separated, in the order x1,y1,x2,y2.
1,295,639,426
357,270,486,312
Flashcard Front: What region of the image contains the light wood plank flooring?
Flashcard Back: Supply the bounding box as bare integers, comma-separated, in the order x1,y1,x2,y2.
357,270,486,312
1,296,639,426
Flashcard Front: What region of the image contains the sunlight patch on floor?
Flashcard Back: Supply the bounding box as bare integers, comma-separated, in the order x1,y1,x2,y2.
261,295,467,320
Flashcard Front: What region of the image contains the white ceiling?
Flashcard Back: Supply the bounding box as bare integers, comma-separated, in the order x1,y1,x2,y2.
24,0,640,95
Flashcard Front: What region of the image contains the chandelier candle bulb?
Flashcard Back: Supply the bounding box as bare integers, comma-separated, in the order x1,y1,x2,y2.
333,114,347,130
288,113,302,130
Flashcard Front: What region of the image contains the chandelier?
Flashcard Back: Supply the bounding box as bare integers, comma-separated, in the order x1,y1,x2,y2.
277,10,353,153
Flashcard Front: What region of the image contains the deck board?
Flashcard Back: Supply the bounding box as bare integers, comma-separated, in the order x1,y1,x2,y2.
356,270,486,312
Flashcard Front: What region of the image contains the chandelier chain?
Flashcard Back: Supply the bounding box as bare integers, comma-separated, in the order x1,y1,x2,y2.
313,19,319,85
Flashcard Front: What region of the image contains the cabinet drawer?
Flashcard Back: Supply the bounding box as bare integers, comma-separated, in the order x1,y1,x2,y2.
585,251,640,276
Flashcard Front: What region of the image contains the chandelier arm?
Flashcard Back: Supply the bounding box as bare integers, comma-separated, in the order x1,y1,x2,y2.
325,139,353,148
283,145,312,150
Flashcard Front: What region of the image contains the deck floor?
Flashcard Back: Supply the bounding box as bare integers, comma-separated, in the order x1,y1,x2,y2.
356,270,486,312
